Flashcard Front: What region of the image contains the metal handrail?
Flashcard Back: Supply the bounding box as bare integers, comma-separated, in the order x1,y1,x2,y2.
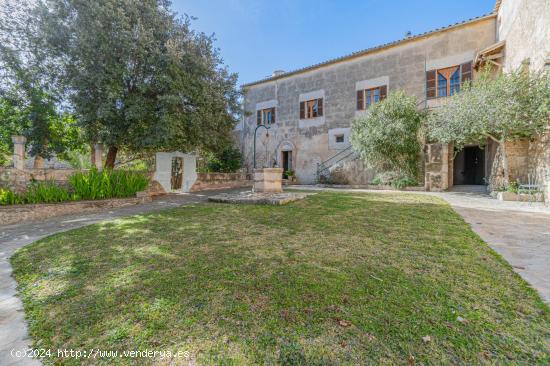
319,145,353,167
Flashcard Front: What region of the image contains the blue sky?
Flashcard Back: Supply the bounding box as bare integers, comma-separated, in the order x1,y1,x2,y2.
172,0,496,86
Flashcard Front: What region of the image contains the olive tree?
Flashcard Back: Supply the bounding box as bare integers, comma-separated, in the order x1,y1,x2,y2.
3,0,240,169
350,91,424,180
427,69,550,185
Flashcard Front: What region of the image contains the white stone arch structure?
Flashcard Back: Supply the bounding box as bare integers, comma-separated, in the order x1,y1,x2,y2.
153,152,197,193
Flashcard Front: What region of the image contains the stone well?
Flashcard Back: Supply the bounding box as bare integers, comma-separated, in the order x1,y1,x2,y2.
253,168,283,193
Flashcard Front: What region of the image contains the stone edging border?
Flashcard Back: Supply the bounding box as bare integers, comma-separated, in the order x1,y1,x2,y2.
0,196,152,226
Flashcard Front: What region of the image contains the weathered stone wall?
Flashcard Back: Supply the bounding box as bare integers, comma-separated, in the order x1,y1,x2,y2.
488,139,530,190
190,172,251,192
241,17,496,184
0,168,82,192
497,0,550,72
424,143,451,191
322,159,375,185
528,131,550,203
0,196,151,226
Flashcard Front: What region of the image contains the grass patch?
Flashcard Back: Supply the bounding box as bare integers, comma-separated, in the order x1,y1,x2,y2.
11,192,550,365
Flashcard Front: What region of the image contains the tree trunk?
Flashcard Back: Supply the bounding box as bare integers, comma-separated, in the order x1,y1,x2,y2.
90,144,96,167
500,138,510,186
33,155,45,169
104,146,118,169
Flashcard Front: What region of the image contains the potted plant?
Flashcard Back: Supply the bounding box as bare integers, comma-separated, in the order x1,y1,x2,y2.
285,170,296,183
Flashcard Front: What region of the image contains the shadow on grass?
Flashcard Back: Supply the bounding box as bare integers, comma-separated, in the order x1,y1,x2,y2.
10,192,550,365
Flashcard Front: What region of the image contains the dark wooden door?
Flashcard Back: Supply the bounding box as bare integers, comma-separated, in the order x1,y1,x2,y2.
464,147,484,185
282,151,291,179
171,157,183,190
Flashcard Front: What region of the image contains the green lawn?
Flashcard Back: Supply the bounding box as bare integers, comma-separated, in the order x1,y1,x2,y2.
11,192,550,365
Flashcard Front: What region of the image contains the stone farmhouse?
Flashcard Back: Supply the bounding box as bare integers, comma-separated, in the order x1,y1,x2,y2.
237,0,550,193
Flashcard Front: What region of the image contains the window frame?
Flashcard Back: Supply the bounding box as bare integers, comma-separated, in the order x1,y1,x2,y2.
256,107,275,125
300,98,323,119
357,85,387,110
426,61,472,99
335,134,345,143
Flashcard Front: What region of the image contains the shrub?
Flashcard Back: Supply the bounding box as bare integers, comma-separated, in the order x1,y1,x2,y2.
69,169,149,200
351,91,424,179
24,181,71,204
0,187,23,205
370,171,418,189
203,147,242,173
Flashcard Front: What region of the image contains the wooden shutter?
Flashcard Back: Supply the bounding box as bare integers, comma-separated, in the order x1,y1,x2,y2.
317,98,323,116
271,108,275,124
380,85,387,100
356,90,364,110
257,110,261,125
426,70,436,99
460,61,472,85
299,101,305,119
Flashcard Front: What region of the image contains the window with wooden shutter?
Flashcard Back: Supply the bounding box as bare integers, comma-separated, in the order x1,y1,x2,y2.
357,90,364,110
427,61,473,99
426,70,436,99
257,107,276,125
380,85,387,100
302,98,323,119
460,61,472,85
360,86,387,109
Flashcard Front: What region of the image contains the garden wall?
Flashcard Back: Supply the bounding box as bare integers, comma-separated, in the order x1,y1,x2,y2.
0,195,152,226
0,168,83,192
528,131,550,203
190,172,251,192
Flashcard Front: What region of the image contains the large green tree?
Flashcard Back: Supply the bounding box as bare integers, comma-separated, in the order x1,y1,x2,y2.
427,69,550,185
25,0,240,168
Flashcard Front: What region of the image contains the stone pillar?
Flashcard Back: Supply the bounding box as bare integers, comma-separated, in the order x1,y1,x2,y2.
92,143,103,170
424,143,451,192
253,168,283,193
11,135,26,170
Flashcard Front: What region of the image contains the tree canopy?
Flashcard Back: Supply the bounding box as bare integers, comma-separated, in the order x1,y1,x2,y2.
427,69,550,184
1,0,240,168
350,91,424,179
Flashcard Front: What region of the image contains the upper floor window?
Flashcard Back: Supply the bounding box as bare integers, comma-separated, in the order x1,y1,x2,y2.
300,98,323,119
357,85,387,110
256,107,275,125
426,61,472,99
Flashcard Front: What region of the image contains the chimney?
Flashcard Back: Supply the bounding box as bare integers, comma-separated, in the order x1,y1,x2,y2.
271,70,285,77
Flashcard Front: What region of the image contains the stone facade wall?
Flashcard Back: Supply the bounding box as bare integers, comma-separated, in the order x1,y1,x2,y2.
240,17,496,184
0,196,151,226
488,139,531,190
497,0,550,72
528,131,550,203
0,168,82,192
190,172,251,192
424,143,451,191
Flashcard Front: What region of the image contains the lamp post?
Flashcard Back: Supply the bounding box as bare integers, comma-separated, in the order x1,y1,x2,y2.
253,118,272,169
